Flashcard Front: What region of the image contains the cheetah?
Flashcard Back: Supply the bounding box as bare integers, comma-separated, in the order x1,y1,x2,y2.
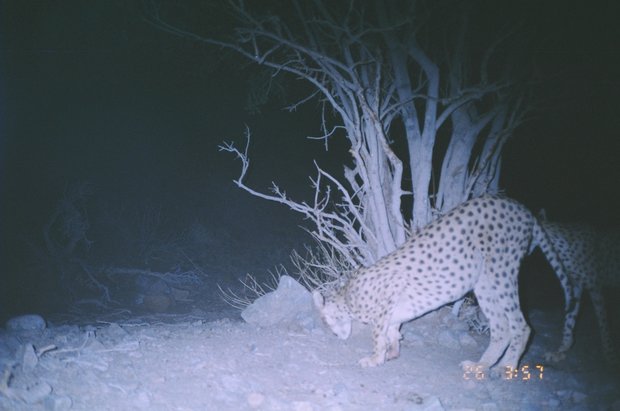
536,220,619,364
313,195,574,370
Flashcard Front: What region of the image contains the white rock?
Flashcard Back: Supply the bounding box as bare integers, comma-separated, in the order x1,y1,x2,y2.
44,395,73,411
21,343,38,372
241,276,317,329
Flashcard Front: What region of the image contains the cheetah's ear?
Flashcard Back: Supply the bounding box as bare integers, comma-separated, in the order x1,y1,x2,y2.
312,290,325,309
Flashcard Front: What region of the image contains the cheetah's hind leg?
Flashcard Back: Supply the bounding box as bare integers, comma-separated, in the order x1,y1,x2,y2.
465,285,511,371
462,264,531,376
386,324,402,360
544,285,582,363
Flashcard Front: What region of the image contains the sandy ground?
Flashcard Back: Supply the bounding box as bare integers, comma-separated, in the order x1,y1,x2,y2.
0,291,618,411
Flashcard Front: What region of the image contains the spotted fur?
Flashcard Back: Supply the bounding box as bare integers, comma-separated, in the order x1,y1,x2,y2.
537,221,619,364
313,195,574,369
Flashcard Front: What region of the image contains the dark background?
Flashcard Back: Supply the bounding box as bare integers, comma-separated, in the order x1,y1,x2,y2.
1,1,619,320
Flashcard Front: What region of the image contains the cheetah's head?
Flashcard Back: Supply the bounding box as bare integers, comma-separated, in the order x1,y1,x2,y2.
312,290,351,340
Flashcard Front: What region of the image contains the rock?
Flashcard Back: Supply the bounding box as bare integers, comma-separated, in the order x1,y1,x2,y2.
241,276,317,329
21,343,38,372
6,314,46,331
97,323,128,343
44,395,73,411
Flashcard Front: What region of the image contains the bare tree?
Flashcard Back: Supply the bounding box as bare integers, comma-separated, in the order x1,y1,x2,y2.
145,0,530,268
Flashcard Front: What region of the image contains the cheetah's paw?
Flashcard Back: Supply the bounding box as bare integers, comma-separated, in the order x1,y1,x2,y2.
460,360,503,380
460,360,490,373
460,360,484,371
544,351,566,363
359,355,384,368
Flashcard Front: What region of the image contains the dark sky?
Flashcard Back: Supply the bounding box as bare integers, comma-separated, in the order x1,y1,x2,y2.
501,0,620,224
1,1,619,316
1,2,336,226
0,1,339,317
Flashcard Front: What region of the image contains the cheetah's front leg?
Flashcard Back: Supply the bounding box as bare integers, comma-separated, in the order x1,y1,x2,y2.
359,324,389,367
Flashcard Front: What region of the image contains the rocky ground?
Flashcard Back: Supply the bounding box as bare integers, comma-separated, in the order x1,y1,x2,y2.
0,275,618,411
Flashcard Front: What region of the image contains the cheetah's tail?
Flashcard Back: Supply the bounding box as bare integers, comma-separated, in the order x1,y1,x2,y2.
531,219,577,314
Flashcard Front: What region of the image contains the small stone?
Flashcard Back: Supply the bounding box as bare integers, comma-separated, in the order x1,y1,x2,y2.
6,314,46,331
44,395,73,411
247,392,265,408
97,323,127,342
